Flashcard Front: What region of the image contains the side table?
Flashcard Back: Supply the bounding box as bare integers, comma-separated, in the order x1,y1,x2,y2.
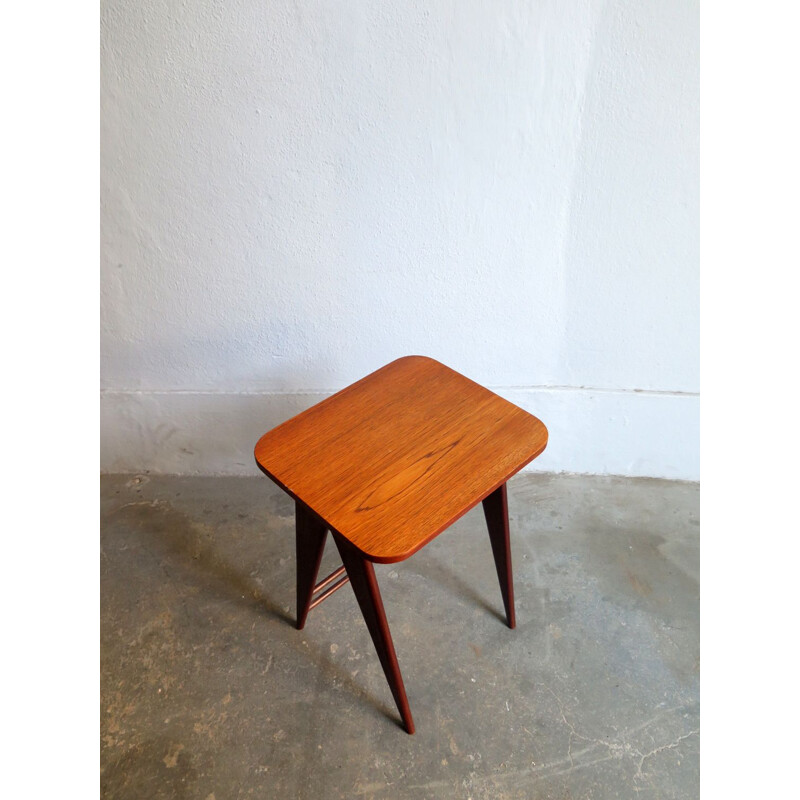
254,356,548,733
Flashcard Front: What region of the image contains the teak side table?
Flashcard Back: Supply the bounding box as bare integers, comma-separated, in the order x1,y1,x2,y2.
254,356,548,734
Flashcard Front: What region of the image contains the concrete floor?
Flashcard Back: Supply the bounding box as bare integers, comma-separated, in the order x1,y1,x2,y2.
101,473,699,800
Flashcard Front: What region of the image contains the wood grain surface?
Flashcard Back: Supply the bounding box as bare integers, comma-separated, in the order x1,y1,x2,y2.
254,356,548,563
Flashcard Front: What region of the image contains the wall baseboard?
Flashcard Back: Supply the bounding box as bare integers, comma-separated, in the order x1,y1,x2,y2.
101,388,699,480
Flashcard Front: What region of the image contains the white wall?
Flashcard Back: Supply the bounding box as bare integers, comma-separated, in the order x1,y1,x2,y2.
101,0,699,479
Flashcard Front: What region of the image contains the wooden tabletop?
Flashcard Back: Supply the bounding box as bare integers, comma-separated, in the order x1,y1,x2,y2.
254,356,548,563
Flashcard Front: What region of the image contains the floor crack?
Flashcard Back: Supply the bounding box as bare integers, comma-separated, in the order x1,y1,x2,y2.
636,728,699,778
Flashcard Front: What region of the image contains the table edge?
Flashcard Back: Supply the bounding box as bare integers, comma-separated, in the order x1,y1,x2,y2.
253,435,548,564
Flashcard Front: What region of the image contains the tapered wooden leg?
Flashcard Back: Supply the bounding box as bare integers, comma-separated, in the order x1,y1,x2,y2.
482,482,516,629
332,533,415,734
295,501,328,630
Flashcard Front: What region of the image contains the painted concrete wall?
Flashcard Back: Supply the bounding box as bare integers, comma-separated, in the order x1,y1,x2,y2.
101,0,699,479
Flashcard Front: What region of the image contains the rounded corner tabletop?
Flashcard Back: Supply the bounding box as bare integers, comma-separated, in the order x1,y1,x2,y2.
254,355,548,563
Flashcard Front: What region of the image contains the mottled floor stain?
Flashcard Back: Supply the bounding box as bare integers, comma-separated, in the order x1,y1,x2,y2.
101,473,699,800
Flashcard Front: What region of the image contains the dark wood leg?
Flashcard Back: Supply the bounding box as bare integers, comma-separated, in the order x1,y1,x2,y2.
332,533,415,734
482,482,516,629
295,501,328,630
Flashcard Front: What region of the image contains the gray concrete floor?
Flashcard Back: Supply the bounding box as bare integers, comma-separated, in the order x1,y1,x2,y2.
101,473,699,800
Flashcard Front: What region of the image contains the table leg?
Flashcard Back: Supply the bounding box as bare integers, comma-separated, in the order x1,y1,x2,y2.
332,533,415,734
482,482,516,629
295,501,328,630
